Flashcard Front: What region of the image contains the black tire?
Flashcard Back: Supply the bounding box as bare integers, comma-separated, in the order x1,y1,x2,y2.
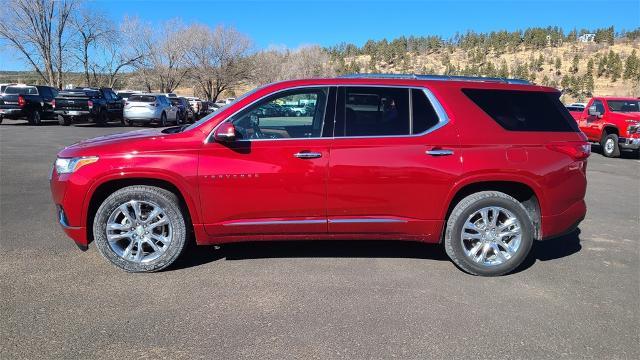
96,109,108,126
123,118,133,126
93,185,188,272
159,112,167,127
28,110,42,125
444,191,534,276
58,115,71,126
601,133,620,158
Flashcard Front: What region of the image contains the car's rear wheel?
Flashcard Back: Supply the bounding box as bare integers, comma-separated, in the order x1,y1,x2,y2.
93,185,187,272
601,133,620,158
96,109,108,126
58,115,71,126
444,191,534,276
159,112,167,127
28,110,42,125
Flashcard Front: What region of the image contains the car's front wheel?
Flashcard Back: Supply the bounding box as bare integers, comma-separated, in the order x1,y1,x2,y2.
93,185,187,272
601,133,620,158
444,191,534,276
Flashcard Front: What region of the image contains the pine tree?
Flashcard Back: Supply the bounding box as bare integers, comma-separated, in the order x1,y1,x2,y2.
498,59,509,78
570,55,580,74
586,58,594,76
583,73,594,95
555,57,562,75
624,50,639,80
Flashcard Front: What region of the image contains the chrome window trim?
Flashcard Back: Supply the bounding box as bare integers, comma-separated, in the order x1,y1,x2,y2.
206,84,450,143
206,85,332,143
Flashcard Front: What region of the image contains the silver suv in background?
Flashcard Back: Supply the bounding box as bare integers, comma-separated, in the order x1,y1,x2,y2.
123,94,179,127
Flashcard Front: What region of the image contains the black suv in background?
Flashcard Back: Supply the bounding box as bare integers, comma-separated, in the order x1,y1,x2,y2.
54,87,124,126
0,85,58,125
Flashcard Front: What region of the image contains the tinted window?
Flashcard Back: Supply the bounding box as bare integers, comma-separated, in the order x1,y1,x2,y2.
231,88,328,140
607,100,639,113
462,89,579,132
412,89,439,133
128,95,156,102
39,87,52,98
342,87,410,136
5,86,38,95
592,100,605,115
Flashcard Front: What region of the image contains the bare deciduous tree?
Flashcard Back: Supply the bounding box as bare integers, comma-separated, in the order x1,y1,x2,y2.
125,19,190,92
252,45,335,85
184,24,253,101
71,9,110,87
0,0,76,88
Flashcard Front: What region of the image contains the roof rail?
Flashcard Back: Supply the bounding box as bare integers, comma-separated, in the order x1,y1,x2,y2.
338,73,530,85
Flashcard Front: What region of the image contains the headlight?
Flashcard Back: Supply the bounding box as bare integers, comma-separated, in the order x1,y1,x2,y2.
55,156,99,174
625,120,639,134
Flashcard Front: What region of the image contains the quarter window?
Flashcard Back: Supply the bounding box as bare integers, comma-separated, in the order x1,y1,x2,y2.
231,88,328,140
412,89,439,133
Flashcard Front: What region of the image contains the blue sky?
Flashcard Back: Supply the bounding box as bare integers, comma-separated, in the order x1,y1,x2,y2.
1,0,639,71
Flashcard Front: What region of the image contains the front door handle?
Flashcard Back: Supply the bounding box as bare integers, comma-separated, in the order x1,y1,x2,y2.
426,149,454,156
294,151,322,159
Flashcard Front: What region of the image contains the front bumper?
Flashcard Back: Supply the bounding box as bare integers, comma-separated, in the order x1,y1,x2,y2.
56,205,88,250
51,169,90,250
618,137,640,150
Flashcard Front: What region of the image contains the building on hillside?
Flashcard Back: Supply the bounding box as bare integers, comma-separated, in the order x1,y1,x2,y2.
578,34,596,43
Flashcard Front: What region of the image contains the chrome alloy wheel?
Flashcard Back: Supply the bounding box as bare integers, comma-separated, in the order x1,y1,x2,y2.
604,138,615,154
105,200,172,263
460,206,522,266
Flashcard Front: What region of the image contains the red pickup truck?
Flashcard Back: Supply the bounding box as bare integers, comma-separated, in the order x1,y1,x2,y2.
570,97,640,157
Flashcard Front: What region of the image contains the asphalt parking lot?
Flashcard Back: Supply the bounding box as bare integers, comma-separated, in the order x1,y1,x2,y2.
1,119,639,359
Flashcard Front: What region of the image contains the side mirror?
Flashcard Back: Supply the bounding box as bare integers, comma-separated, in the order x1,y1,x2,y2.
588,105,602,118
214,122,236,142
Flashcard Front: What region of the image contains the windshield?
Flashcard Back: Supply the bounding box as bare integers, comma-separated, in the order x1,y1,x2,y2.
607,100,640,113
170,98,181,105
182,87,262,131
5,86,38,95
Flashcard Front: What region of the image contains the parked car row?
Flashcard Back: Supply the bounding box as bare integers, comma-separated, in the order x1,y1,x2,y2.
0,84,219,127
565,97,640,158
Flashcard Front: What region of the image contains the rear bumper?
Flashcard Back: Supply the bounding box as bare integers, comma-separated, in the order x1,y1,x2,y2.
55,110,94,122
0,108,25,118
618,137,640,150
540,199,586,240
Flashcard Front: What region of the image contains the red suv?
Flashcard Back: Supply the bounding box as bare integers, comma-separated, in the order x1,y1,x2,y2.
50,75,589,276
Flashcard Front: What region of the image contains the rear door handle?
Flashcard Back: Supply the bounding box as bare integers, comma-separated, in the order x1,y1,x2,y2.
294,151,322,159
426,149,454,156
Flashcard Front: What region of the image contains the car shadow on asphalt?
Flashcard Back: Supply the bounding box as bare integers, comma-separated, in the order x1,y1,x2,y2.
590,144,640,159
169,229,583,274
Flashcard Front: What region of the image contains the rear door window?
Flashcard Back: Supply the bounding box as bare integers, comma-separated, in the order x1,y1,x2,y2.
338,87,410,136
462,89,579,132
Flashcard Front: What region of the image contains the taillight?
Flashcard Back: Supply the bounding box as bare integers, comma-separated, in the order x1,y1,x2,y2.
17,95,25,108
546,142,591,160
87,100,93,109
51,99,56,109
